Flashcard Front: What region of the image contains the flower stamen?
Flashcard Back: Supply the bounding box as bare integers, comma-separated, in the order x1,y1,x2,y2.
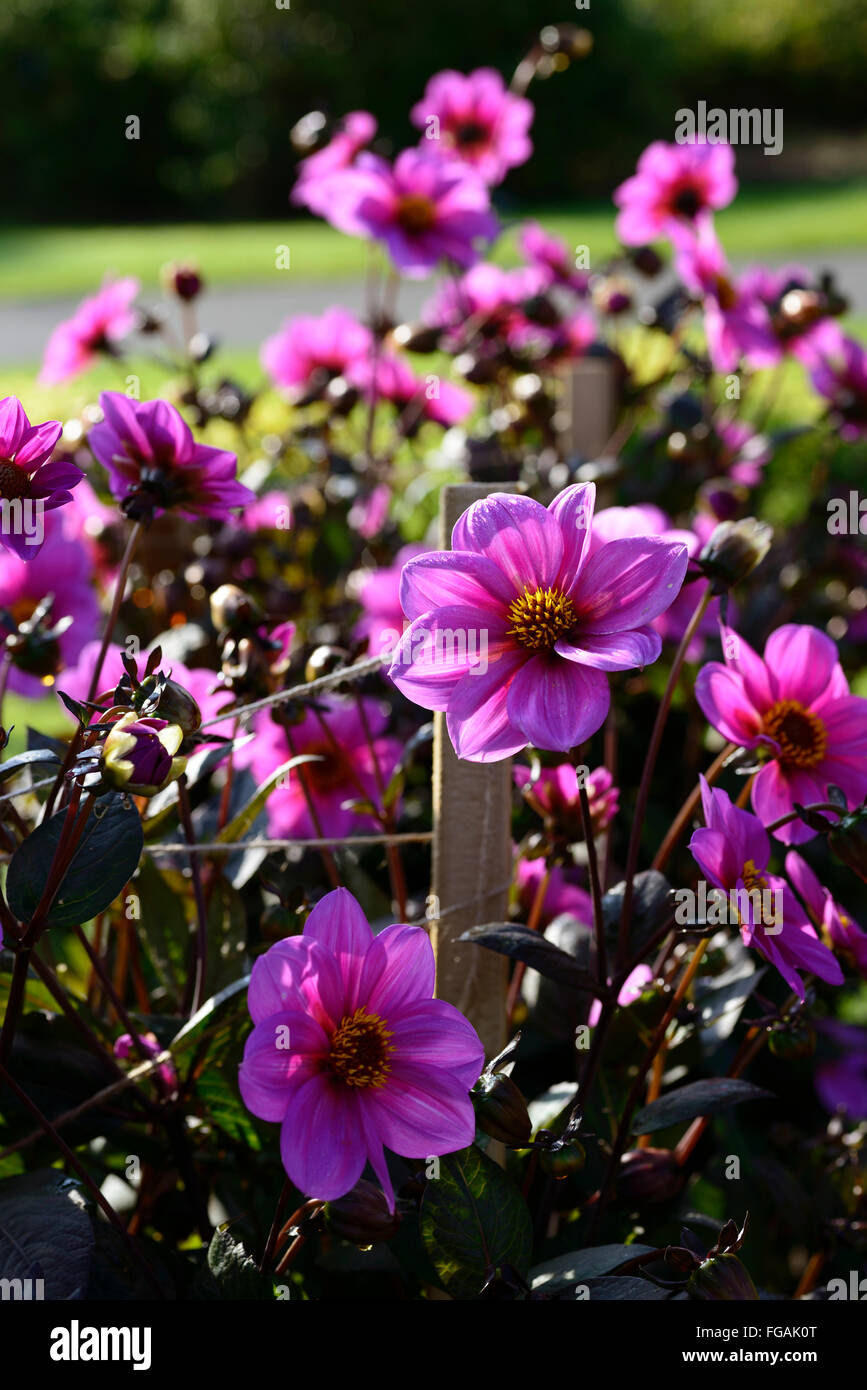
329,1007,395,1089
507,585,576,651
761,699,827,769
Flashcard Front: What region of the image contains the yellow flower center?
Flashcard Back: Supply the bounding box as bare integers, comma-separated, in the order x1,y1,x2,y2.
761,699,827,769
329,1007,394,1089
740,858,768,895
507,585,576,651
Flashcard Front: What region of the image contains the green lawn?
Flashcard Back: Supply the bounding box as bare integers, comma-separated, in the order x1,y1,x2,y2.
2,180,867,300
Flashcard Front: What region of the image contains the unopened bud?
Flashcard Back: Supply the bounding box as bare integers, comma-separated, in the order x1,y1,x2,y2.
324,1179,402,1245
474,1074,532,1147
618,1147,684,1204
698,517,772,591
829,806,867,885
154,677,202,735
161,261,204,302
686,1253,758,1301
102,713,186,796
210,584,263,635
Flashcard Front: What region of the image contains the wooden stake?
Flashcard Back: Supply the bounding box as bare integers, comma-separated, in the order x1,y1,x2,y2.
431,484,514,1059
561,357,617,461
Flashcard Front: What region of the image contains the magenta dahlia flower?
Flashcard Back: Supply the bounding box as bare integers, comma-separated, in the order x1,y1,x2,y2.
786,851,867,980
292,111,377,215
40,277,139,386
613,140,737,248
589,965,652,1027
736,265,844,368
516,854,594,930
695,624,867,845
322,149,497,278
238,886,484,1206
347,353,473,427
0,398,83,559
88,392,254,522
250,695,402,840
514,762,619,834
389,486,688,762
674,226,777,373
519,221,590,294
689,779,843,998
810,336,867,442
261,308,373,398
410,67,533,186
0,520,100,696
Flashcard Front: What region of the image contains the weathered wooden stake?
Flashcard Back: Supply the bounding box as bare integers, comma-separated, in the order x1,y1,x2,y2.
561,356,617,462
431,484,514,1059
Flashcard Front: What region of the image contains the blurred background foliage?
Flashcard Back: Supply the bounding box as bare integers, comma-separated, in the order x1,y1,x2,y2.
3,0,867,223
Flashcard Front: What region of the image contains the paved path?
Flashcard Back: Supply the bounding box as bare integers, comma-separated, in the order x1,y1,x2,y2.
2,252,865,366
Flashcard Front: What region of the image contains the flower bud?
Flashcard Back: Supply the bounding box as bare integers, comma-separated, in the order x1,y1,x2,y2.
698,517,772,591
618,1147,684,1204
829,807,867,885
324,1179,402,1245
540,1139,586,1178
768,1021,817,1059
210,584,263,635
153,677,202,735
305,644,349,684
686,1253,758,1301
102,713,186,795
161,260,204,302
392,322,441,354
474,1074,532,1146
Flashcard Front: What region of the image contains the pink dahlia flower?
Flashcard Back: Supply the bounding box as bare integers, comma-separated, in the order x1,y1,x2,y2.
250,695,402,839
736,264,844,368
689,779,843,998
786,851,867,980
810,336,867,442
695,624,867,844
0,398,83,559
519,221,590,294
40,277,139,386
347,353,473,427
514,762,619,835
292,111,377,215
516,855,594,930
589,964,653,1027
238,886,484,1206
261,308,373,397
89,392,254,522
322,148,497,278
0,522,100,696
388,485,688,762
674,226,777,373
815,1020,867,1119
614,141,737,248
410,68,533,186
352,543,428,661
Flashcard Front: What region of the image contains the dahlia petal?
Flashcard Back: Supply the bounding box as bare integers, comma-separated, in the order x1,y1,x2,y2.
247,934,346,1029
389,606,507,712
238,1013,327,1121
784,851,826,924
399,551,513,621
365,1063,477,1157
505,654,610,752
571,536,689,633
721,625,777,709
279,1075,367,1200
763,625,841,707
359,924,437,1018
695,662,763,746
14,420,63,468
819,696,867,753
303,886,374,1008
96,391,155,462
388,999,485,1089
446,648,528,762
753,763,826,844
548,482,596,595
357,1105,396,1211
0,397,29,456
451,493,564,593
28,458,83,493
688,825,738,893
555,626,661,672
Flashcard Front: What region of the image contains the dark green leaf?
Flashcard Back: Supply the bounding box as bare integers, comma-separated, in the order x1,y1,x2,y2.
461,922,598,993
0,1170,94,1299
632,1079,773,1135
198,1226,277,1300
419,1145,533,1300
530,1243,655,1292
0,748,60,784
7,792,143,929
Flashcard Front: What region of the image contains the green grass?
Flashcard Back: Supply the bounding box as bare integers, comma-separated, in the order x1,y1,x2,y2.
2,180,867,301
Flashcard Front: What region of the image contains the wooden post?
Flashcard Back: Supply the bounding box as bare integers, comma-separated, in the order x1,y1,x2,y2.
431,484,514,1060
561,357,617,462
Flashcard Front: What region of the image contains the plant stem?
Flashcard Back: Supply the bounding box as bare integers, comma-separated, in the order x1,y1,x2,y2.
177,773,211,1016
616,590,711,969
652,742,737,872
579,781,606,988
